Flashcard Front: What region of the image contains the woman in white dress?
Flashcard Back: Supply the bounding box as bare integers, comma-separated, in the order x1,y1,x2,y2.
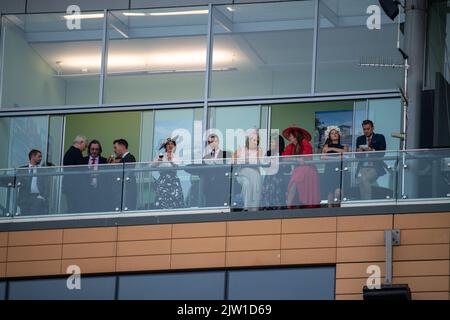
232,129,264,211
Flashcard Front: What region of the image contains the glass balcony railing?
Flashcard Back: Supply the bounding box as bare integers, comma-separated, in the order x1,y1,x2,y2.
0,149,448,219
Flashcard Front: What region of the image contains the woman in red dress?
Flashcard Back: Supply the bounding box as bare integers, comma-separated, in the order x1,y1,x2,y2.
282,126,321,209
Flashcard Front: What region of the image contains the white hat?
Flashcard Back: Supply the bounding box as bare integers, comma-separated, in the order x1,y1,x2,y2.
324,125,341,139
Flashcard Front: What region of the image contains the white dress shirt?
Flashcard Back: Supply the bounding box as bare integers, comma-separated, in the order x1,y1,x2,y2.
28,164,40,194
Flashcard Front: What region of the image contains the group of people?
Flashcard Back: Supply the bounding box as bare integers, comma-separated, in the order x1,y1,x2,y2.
15,119,387,215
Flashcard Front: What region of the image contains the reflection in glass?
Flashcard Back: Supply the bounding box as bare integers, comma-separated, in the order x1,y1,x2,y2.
341,151,398,202
0,13,103,108
0,169,15,218
316,0,402,92
14,164,123,216
104,8,209,103
210,1,315,98
122,161,232,212
400,149,450,201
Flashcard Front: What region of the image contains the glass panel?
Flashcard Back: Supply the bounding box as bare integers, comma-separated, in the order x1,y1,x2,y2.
341,151,398,203
8,276,116,300
1,13,103,108
232,154,324,211
118,271,225,300
228,267,335,300
270,101,354,154
47,116,64,166
0,282,6,300
122,161,232,212
425,0,449,89
153,109,201,161
352,100,368,152
210,1,315,98
0,116,49,168
104,7,209,104
316,0,403,92
0,169,15,218
368,98,401,151
140,111,154,162
14,164,123,217
399,149,450,202
210,105,262,154
64,112,142,161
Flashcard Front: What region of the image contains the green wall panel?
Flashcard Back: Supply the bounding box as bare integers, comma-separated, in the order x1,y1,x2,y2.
64,111,142,160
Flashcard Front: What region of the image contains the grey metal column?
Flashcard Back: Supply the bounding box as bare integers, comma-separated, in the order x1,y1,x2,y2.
202,4,214,157
99,9,109,105
403,0,428,200
404,0,427,149
384,229,401,285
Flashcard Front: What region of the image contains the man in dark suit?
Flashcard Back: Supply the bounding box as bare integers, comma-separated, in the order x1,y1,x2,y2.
63,135,87,166
113,139,137,211
355,120,388,200
202,134,232,207
62,135,88,213
81,140,110,212
16,150,50,216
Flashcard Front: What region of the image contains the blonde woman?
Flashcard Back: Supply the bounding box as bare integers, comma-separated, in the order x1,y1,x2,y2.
233,129,264,211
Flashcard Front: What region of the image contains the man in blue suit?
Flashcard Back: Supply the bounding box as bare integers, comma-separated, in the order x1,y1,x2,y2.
354,120,388,200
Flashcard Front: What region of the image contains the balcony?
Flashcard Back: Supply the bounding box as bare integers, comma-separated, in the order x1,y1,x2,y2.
0,148,448,222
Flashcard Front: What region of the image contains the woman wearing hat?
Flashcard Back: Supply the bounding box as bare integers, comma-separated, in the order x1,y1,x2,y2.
282,126,320,209
152,137,184,209
321,126,349,207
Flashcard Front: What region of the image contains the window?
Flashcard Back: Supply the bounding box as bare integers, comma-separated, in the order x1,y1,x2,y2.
104,7,209,104
227,267,336,300
118,271,226,300
0,13,103,108
210,1,315,98
316,0,403,92
8,276,116,300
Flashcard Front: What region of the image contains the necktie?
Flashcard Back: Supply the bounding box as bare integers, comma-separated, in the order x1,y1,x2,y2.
211,149,215,158
91,158,98,187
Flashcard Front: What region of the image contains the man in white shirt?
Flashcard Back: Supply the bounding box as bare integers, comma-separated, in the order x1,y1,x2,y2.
17,149,49,216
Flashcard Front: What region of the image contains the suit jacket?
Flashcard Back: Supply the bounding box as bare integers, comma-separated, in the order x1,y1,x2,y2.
63,146,85,194
17,165,50,200
203,149,232,161
121,153,136,164
356,133,387,177
356,133,386,152
81,156,107,165
63,146,84,166
120,153,137,210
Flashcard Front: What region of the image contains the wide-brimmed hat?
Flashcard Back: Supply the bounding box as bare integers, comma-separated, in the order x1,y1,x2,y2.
282,126,312,142
159,136,179,150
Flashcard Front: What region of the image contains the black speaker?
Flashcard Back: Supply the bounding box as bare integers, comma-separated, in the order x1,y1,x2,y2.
379,0,400,21
363,284,411,300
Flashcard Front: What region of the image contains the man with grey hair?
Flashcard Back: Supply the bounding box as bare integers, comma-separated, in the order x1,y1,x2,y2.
63,135,88,166
63,135,88,213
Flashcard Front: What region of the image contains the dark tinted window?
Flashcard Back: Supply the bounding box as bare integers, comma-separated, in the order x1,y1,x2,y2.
118,271,225,300
228,267,335,300
0,282,5,300
8,276,116,300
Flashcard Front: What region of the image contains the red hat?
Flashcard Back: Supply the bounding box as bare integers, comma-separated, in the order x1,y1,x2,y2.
282,126,312,142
